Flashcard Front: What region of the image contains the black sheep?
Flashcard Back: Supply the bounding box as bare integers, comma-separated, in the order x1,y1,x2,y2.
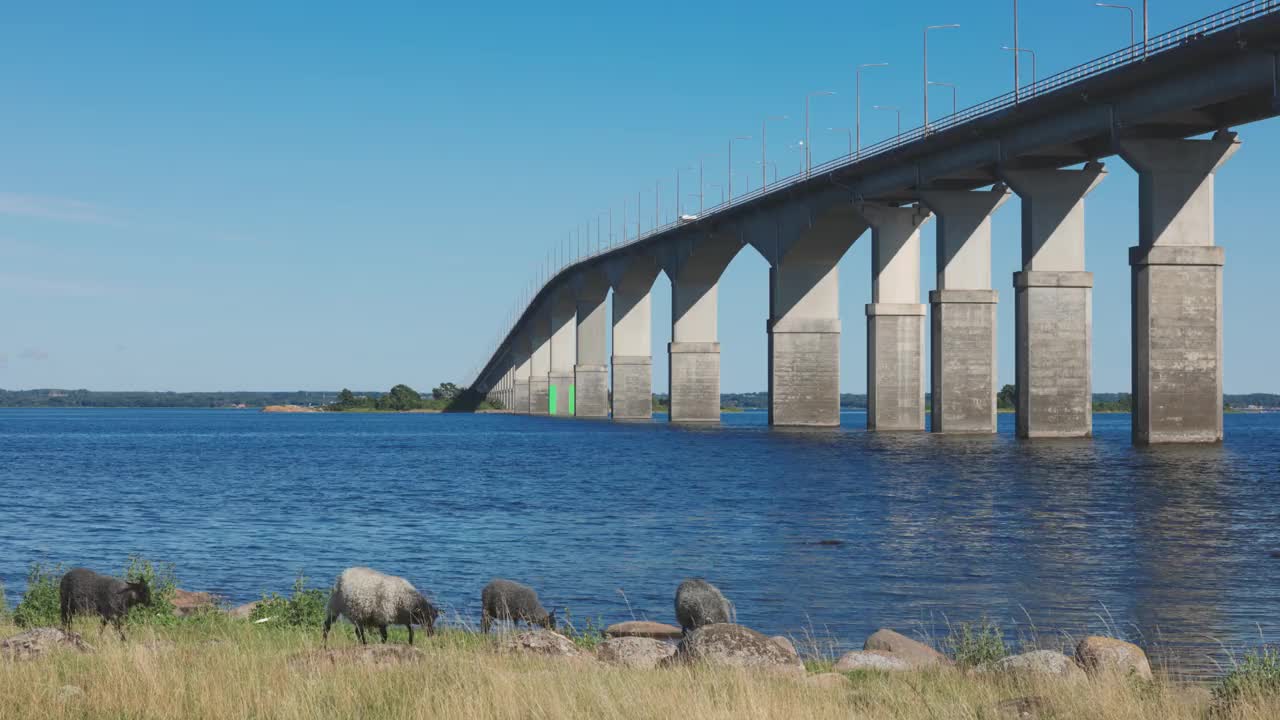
59,568,152,640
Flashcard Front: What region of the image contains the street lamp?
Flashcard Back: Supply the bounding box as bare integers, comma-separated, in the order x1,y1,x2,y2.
805,91,836,176
728,135,752,200
874,105,902,138
708,183,725,205
924,24,960,131
762,115,787,190
1095,3,1135,50
755,160,778,185
856,62,888,159
1001,46,1037,92
676,166,698,217
828,127,853,157
928,81,957,119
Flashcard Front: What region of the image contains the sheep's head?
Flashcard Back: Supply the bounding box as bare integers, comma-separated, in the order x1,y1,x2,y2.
411,595,440,635
123,580,152,608
537,608,556,631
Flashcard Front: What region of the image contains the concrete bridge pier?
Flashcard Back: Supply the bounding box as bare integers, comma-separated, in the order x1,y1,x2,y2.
548,290,577,416
573,273,610,418
859,203,930,431
528,309,552,415
1000,162,1105,438
919,187,1009,434
662,235,742,422
608,255,661,420
1118,131,1238,444
757,204,866,426
512,343,531,414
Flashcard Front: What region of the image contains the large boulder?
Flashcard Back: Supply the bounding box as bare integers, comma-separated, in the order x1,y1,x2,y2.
1074,637,1153,680
172,589,217,617
771,636,798,658
497,629,583,658
226,601,260,620
1,628,94,661
596,637,676,669
670,623,804,675
864,628,950,668
604,621,683,640
833,650,913,672
978,650,1085,680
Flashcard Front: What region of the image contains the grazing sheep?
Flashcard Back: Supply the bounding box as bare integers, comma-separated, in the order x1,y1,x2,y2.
674,578,733,634
480,579,555,633
322,567,438,646
59,568,152,641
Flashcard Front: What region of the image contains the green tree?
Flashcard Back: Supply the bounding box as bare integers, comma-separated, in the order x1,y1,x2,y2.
385,384,422,411
996,384,1017,410
336,388,356,406
431,382,460,401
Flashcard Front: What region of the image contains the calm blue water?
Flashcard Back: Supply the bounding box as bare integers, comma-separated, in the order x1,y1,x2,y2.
1,408,1278,676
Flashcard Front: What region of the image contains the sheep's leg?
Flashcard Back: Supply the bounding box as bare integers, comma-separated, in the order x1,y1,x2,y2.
407,625,414,645
378,625,388,643
98,617,108,638
481,611,491,634
322,615,333,647
114,617,127,642
355,625,367,645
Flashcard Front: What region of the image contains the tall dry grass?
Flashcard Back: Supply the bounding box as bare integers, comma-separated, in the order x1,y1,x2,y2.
3,618,1280,719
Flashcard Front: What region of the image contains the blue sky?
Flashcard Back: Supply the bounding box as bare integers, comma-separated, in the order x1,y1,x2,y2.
0,0,1274,393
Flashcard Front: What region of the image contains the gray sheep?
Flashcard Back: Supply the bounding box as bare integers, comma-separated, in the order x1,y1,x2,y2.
480,578,555,633
59,567,152,640
322,566,438,646
674,578,733,634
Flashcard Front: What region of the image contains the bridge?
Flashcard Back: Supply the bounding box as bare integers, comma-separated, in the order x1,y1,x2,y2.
471,0,1280,444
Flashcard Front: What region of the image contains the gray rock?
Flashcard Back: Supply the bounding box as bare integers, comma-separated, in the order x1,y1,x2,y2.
497,629,582,658
674,579,733,634
1,628,94,662
226,601,259,620
604,621,683,640
596,637,676,669
670,623,804,675
1074,636,1153,680
980,650,1085,680
864,628,950,668
771,636,798,658
833,650,913,672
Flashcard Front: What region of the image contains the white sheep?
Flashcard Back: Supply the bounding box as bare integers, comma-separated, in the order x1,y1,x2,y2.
322,566,439,646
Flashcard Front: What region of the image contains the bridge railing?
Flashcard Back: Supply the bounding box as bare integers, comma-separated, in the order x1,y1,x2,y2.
476,0,1279,387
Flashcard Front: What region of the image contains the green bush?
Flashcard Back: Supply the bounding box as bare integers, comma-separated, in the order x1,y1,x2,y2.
1216,647,1280,706
122,555,179,626
557,608,606,651
251,572,329,628
944,618,1009,668
13,562,63,628
0,581,9,624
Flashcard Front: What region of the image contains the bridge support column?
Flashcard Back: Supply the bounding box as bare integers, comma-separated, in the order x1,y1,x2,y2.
665,236,741,422
574,285,609,418
528,312,551,415
512,345,530,414
610,256,660,420
858,203,929,431
1119,131,1238,444
1000,162,1105,438
548,292,576,417
764,205,866,426
920,188,1009,434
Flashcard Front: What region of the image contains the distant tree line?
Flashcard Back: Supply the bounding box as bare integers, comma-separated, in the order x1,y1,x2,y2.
0,389,339,409
327,383,501,412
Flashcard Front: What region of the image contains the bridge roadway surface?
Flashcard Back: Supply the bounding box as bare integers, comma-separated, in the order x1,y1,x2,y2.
473,0,1280,445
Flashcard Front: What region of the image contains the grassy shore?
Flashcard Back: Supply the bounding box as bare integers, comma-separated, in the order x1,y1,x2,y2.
4,617,1279,720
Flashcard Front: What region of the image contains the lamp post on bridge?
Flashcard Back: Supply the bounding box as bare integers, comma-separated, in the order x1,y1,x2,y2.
1095,3,1135,52
928,81,958,119
1001,46,1037,93
805,90,836,176
708,183,725,205
762,115,787,190
756,160,777,185
873,105,902,139
856,63,888,159
728,135,752,201
924,24,960,132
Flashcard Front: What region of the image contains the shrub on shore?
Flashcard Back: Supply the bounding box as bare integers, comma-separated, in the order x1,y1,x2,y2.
943,618,1008,668
250,572,328,628
13,562,62,628
1216,646,1280,708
